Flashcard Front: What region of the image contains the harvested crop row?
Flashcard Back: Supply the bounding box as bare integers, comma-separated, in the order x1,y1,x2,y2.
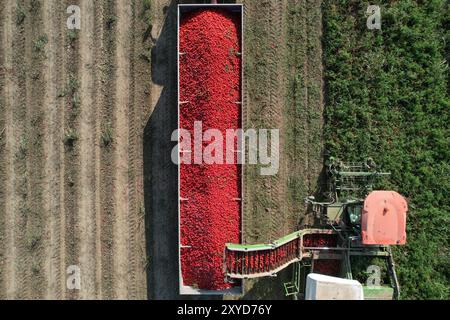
179,9,242,291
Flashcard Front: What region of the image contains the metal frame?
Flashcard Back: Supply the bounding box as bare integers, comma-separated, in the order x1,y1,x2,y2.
177,3,244,296
224,229,336,279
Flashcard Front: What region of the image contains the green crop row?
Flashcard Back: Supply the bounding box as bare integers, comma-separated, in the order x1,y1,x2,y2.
322,0,449,299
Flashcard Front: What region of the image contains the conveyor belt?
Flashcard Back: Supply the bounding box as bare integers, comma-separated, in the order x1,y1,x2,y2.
224,229,338,279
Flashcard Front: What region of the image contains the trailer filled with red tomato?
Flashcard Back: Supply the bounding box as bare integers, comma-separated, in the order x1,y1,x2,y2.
177,4,244,295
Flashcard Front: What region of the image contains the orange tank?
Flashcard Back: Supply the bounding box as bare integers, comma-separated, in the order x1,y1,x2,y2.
361,191,407,245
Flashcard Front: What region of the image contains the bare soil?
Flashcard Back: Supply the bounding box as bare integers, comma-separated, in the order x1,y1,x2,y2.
0,0,325,300
0,0,148,300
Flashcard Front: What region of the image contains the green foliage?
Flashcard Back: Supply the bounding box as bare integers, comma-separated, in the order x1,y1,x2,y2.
15,3,26,25
67,30,78,44
323,0,449,299
27,230,41,251
63,129,78,147
67,74,79,95
33,34,48,53
30,0,40,12
285,1,309,205
101,122,113,147
33,34,48,52
71,94,80,110
141,0,152,26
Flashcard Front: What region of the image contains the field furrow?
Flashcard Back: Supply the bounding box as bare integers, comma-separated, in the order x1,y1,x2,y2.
99,0,116,299
112,0,131,300
14,0,32,299
78,0,98,300
42,0,66,300
126,1,147,299
268,0,288,240
92,0,105,300
0,0,17,300
63,0,81,300
0,0,6,300
56,0,68,300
